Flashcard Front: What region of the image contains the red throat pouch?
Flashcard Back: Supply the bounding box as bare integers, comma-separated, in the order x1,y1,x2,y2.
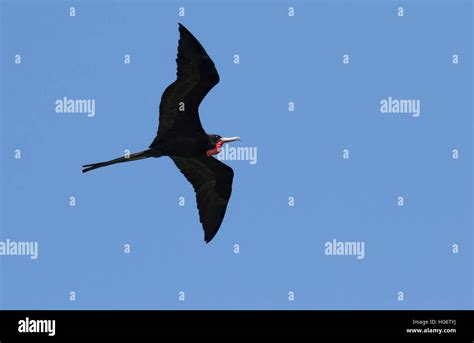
206,141,225,156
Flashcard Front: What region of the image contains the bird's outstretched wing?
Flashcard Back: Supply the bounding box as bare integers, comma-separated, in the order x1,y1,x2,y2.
170,155,234,243
153,23,220,143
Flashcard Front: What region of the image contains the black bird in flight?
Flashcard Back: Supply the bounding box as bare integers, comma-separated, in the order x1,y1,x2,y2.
82,23,240,243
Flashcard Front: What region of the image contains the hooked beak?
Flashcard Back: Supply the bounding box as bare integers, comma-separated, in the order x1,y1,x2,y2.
219,136,241,143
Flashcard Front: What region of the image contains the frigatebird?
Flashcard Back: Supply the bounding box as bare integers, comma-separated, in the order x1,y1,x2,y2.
82,23,240,243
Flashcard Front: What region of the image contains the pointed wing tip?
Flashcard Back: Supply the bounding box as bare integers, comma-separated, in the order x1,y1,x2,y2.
178,23,188,33
204,230,218,244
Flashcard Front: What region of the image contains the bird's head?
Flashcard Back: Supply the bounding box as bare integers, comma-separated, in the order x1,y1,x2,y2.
206,134,241,156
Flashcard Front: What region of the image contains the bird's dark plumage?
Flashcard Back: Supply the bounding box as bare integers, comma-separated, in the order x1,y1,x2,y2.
82,23,236,243
151,23,220,144
171,155,234,243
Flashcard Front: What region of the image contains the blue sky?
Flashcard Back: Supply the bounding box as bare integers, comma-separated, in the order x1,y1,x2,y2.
0,0,472,309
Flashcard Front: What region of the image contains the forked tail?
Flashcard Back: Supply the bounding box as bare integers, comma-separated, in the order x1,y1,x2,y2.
82,149,152,173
